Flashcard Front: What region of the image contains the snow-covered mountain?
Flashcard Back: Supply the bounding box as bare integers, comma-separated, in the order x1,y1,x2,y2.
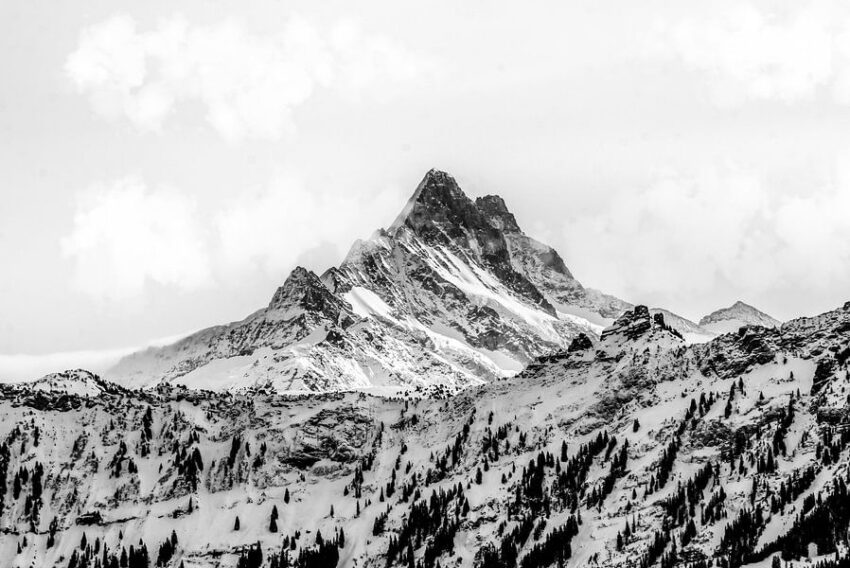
699,301,781,335
3,301,850,568
8,167,848,568
108,170,630,392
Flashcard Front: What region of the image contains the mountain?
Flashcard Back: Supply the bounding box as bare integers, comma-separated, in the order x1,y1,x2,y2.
3,301,850,568
699,300,781,335
108,170,630,392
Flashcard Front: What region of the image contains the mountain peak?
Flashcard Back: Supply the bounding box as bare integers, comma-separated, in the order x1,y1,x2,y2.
388,169,505,255
475,195,521,233
268,266,342,316
389,169,473,234
388,169,523,254
698,300,780,329
108,168,631,391
388,170,529,244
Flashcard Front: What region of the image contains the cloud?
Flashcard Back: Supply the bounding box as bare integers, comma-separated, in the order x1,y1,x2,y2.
65,14,432,141
60,172,402,302
61,177,212,301
561,161,850,313
0,330,191,382
650,3,850,107
215,172,401,278
328,20,432,101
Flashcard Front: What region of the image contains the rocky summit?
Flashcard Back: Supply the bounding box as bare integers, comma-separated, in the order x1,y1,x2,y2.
2,170,849,568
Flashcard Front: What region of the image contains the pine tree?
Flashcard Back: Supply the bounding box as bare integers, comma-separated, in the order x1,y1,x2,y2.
407,539,416,568
269,505,279,533
234,516,240,531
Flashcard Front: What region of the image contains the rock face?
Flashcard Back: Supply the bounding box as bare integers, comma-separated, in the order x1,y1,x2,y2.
108,169,631,392
600,305,683,343
474,195,521,233
267,267,351,322
601,305,655,341
4,302,850,568
567,332,594,352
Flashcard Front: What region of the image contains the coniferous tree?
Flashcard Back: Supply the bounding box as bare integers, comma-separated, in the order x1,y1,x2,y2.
269,503,280,533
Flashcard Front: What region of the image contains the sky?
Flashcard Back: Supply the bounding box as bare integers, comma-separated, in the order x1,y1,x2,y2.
2,0,850,379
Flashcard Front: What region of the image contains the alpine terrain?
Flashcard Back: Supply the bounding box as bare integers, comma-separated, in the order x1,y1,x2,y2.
2,171,850,568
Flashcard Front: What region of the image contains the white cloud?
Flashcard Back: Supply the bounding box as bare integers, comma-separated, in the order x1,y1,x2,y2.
651,3,849,107
65,14,432,141
561,162,850,313
0,330,191,382
61,177,212,301
215,172,401,278
329,20,432,101
60,172,403,303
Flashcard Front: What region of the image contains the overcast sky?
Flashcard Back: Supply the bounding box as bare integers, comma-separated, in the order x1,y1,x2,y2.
3,0,850,379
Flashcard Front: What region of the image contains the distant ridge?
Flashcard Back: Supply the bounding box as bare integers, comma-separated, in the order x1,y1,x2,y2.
699,300,780,334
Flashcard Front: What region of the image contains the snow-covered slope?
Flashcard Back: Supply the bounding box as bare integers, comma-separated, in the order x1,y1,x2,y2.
699,301,781,335
650,308,716,344
3,301,850,568
107,170,629,392
25,369,115,398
